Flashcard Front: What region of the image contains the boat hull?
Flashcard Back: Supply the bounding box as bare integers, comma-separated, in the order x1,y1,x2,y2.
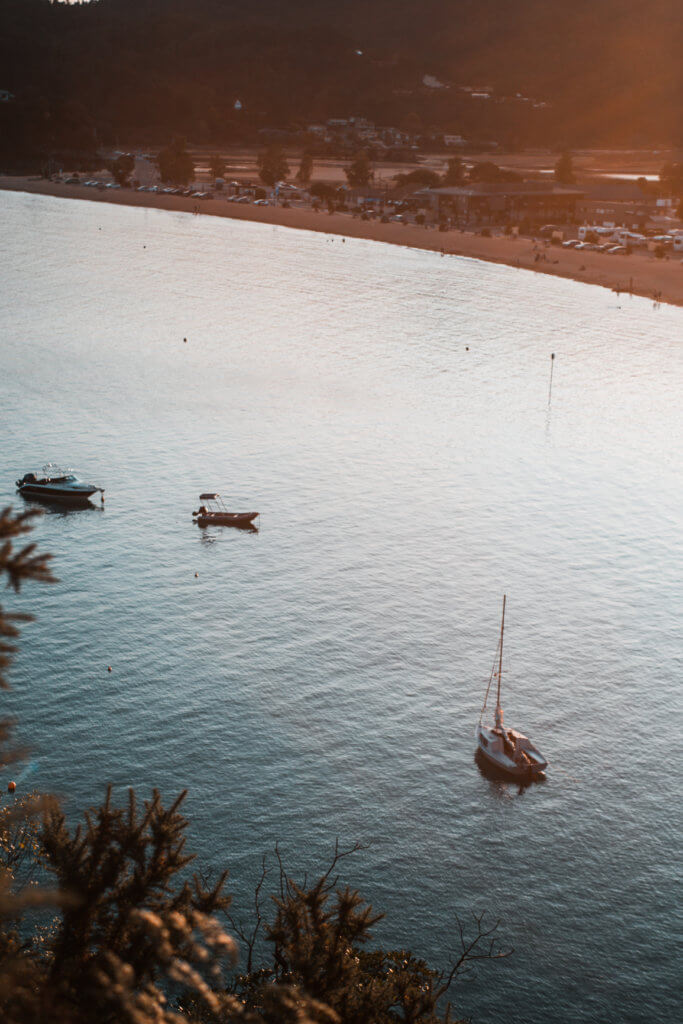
194,512,258,527
475,722,547,779
476,740,546,780
17,484,100,504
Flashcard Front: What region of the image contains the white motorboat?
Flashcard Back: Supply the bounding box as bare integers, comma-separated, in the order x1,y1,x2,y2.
475,596,548,779
16,464,104,503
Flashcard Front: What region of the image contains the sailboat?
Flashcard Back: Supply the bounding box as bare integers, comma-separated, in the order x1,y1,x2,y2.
475,596,548,779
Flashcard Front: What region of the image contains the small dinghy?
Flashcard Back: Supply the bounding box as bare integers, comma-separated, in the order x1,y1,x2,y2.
192,493,259,528
475,595,548,780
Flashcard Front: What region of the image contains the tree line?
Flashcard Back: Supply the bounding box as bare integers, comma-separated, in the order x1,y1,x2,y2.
0,0,680,173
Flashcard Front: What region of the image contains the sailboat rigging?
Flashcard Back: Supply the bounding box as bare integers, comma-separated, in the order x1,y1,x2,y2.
475,596,548,779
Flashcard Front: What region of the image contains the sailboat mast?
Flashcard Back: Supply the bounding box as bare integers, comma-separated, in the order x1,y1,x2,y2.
497,594,506,708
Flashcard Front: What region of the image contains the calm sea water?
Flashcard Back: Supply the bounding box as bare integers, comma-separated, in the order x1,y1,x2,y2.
1,190,681,1023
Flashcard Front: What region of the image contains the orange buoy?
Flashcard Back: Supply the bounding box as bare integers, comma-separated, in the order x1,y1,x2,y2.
8,781,16,793
194,572,199,578
107,666,112,673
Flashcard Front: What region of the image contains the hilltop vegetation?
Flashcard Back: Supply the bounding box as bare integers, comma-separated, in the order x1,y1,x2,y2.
0,0,680,166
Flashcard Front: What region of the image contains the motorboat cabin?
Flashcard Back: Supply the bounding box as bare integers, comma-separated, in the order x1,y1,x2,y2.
16,464,103,503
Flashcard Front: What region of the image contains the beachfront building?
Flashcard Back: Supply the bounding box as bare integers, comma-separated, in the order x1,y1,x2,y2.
420,182,584,225
576,182,660,230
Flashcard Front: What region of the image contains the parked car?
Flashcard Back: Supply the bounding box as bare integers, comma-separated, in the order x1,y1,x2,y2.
562,239,579,248
607,245,627,255
253,199,269,205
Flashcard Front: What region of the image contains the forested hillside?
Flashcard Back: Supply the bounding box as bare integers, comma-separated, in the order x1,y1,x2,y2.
0,0,680,165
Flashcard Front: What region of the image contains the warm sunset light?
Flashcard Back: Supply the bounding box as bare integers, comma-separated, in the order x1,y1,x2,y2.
0,2,681,1023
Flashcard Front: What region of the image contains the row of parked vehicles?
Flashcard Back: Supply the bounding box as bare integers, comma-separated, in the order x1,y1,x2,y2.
562,239,629,255
136,185,268,204
136,185,213,198
58,177,275,207
62,177,121,190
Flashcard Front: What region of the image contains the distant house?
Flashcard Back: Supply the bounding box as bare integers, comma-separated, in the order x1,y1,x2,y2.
444,134,466,147
422,74,448,89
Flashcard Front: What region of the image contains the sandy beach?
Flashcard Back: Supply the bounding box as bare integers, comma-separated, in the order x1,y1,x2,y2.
3,175,682,307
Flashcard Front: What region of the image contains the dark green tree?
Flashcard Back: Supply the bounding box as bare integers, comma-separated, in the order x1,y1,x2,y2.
442,157,465,186
209,154,226,179
396,169,441,188
157,138,195,186
0,507,58,1015
257,146,290,186
310,182,336,201
296,151,314,186
659,162,683,194
0,507,55,694
469,162,520,183
345,151,372,188
227,842,511,1024
554,152,575,184
111,154,135,186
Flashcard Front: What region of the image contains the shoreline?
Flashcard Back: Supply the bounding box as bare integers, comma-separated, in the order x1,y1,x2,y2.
2,176,682,308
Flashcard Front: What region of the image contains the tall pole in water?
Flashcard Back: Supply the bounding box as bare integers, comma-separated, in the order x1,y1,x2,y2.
497,594,506,710
548,352,555,404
